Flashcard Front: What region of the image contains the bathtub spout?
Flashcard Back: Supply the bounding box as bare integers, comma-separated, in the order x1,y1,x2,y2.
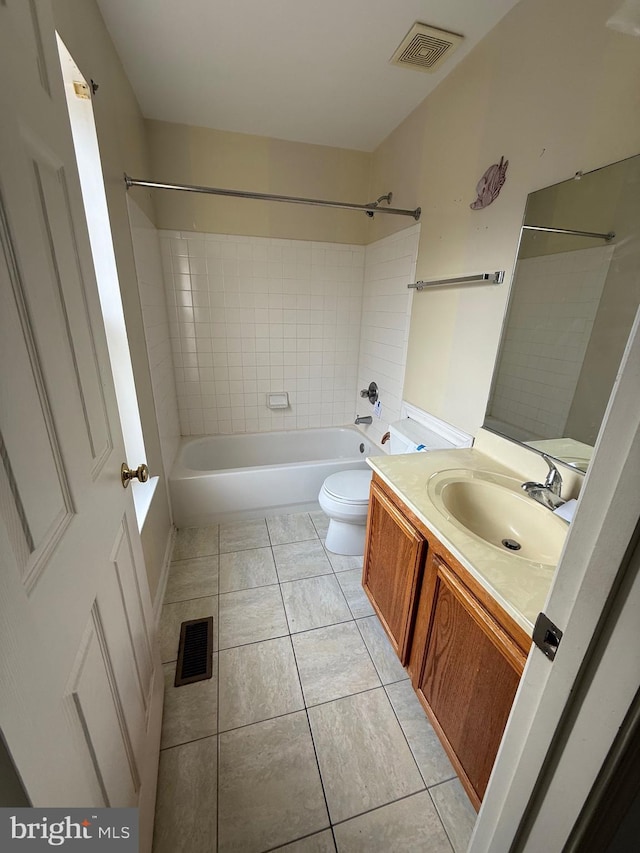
355,415,373,425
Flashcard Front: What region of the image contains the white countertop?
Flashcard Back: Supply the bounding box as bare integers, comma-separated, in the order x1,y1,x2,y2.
367,448,561,636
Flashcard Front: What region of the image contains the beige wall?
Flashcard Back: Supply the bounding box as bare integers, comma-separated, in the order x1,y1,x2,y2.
369,0,640,435
146,120,372,244
53,0,171,602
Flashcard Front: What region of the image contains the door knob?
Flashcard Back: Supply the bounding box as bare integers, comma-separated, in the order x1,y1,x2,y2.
121,462,150,488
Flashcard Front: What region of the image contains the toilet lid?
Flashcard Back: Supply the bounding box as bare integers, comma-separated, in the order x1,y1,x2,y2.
323,470,372,504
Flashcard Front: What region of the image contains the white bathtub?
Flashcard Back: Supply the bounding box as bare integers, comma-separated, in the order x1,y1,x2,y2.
169,427,381,526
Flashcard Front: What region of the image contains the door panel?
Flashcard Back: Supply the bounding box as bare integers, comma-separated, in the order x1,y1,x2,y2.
27,143,113,476
103,518,153,751
66,608,139,806
0,2,161,844
4,0,54,97
0,194,75,588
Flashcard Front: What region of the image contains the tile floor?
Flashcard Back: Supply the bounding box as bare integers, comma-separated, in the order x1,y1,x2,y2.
152,511,477,853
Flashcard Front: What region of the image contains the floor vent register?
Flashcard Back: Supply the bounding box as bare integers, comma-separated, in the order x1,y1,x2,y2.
174,616,214,686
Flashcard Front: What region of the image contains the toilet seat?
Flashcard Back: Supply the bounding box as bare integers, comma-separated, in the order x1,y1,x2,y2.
321,470,371,505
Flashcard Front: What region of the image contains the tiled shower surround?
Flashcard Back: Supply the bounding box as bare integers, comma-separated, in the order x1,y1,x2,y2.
159,225,419,440
357,227,419,446
161,232,364,435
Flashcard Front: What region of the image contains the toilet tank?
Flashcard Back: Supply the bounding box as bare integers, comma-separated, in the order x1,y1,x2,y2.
388,418,458,454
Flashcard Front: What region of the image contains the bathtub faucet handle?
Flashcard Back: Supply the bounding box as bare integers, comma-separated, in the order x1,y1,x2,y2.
360,382,378,404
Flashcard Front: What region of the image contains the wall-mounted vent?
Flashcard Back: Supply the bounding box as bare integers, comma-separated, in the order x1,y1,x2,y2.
390,23,463,74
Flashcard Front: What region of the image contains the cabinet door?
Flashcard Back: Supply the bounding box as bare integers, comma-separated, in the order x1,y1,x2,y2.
362,481,426,663
416,558,526,807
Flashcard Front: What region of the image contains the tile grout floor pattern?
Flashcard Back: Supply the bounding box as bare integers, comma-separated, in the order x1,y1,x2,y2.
153,511,477,853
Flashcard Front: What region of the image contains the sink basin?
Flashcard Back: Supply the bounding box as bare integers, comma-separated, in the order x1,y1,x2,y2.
427,469,568,566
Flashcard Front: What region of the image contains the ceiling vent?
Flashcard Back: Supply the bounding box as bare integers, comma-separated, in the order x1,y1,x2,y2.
390,22,463,74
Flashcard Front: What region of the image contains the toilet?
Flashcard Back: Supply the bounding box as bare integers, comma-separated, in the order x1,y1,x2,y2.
319,470,373,556
319,415,473,556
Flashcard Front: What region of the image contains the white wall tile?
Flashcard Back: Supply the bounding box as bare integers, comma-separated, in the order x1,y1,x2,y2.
353,224,421,448
159,230,370,435
148,224,421,442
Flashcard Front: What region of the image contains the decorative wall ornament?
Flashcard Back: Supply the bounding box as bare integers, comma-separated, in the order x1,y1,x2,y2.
470,156,509,210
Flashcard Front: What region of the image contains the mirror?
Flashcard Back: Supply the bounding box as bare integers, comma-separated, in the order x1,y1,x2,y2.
484,154,640,472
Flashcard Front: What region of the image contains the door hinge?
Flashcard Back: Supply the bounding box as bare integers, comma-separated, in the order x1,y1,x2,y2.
533,612,563,661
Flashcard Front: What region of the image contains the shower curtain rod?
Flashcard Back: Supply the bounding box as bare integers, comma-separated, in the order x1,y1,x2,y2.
124,174,421,221
523,224,615,241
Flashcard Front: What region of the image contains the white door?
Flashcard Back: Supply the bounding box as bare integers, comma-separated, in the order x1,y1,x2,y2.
470,312,640,851
0,0,161,845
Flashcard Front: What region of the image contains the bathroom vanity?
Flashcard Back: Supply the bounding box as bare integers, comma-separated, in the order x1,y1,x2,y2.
362,443,571,810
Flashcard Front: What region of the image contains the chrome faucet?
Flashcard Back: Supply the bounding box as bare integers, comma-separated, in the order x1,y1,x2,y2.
355,414,373,425
522,455,565,510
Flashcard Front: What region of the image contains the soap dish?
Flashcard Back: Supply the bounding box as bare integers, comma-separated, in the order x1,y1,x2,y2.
267,391,289,409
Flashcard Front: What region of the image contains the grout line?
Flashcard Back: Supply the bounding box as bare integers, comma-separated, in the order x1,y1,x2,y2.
426,776,459,791
163,589,219,606
218,581,281,597
219,543,274,557
218,544,271,555
382,681,433,789
426,785,457,853
218,628,291,653
353,617,456,794
275,568,334,584
272,518,337,850
303,683,384,712
159,731,218,753
217,631,292,655
218,579,280,595
265,516,274,549
289,628,338,852
271,535,320,549
354,613,399,690
275,577,292,637
169,551,219,564
329,787,432,830
287,615,355,637
379,674,411,687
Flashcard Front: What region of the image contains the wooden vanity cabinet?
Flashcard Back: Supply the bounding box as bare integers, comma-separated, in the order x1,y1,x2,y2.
364,474,531,810
412,551,529,807
362,479,427,664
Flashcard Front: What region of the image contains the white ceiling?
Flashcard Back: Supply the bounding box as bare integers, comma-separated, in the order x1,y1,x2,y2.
96,0,520,152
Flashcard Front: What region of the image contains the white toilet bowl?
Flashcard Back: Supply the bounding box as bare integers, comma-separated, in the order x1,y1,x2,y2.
318,470,372,556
